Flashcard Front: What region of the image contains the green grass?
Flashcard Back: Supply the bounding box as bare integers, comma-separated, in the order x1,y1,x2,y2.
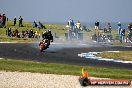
0,36,38,42
0,20,96,42
1,20,122,42
0,20,68,42
97,51,132,61
0,59,132,80
1,20,131,44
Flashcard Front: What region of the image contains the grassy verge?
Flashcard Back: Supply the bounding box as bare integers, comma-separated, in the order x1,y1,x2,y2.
0,59,132,80
0,36,39,42
0,20,68,42
96,51,132,61
1,20,131,46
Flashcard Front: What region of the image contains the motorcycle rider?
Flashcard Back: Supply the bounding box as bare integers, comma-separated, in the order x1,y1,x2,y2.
47,30,53,42
45,30,53,47
42,31,48,39
40,30,53,50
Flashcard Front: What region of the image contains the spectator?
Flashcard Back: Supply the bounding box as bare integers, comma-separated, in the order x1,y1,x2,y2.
108,22,112,33
76,20,81,30
38,33,41,39
118,22,122,35
104,27,107,33
38,21,45,29
95,21,100,41
14,16,17,26
34,31,38,38
25,29,29,38
33,21,38,28
6,28,12,37
67,19,75,30
1,14,6,27
128,23,132,33
0,13,1,18
22,30,25,38
14,29,19,37
95,21,99,30
0,17,2,27
67,19,75,39
127,23,132,42
17,32,21,38
12,31,15,37
128,31,132,42
29,29,33,38
75,20,81,39
0,13,1,27
19,16,23,27
120,29,125,43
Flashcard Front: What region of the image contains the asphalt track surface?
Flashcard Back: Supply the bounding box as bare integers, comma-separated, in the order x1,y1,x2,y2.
0,43,132,69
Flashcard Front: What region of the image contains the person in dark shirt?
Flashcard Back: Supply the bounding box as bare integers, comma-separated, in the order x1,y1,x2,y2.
22,30,25,38
94,21,100,41
120,29,125,43
38,21,44,29
108,22,112,33
95,21,99,30
1,14,6,27
29,29,33,38
118,22,122,35
6,28,12,37
128,23,132,32
14,29,19,37
19,16,23,27
0,13,1,18
14,16,17,26
33,21,38,28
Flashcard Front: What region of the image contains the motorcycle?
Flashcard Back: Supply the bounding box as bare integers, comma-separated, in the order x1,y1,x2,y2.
39,39,50,52
39,30,53,52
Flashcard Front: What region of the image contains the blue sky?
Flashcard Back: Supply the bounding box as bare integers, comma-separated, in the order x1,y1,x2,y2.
0,0,132,23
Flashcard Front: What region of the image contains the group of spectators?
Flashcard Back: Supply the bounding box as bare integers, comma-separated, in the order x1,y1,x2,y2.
104,23,112,33
21,29,40,38
33,21,46,29
6,28,40,39
13,16,23,27
66,19,82,40
117,22,132,43
2,15,49,40
0,14,23,28
92,21,132,43
6,28,21,38
1,14,132,43
0,13,6,28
